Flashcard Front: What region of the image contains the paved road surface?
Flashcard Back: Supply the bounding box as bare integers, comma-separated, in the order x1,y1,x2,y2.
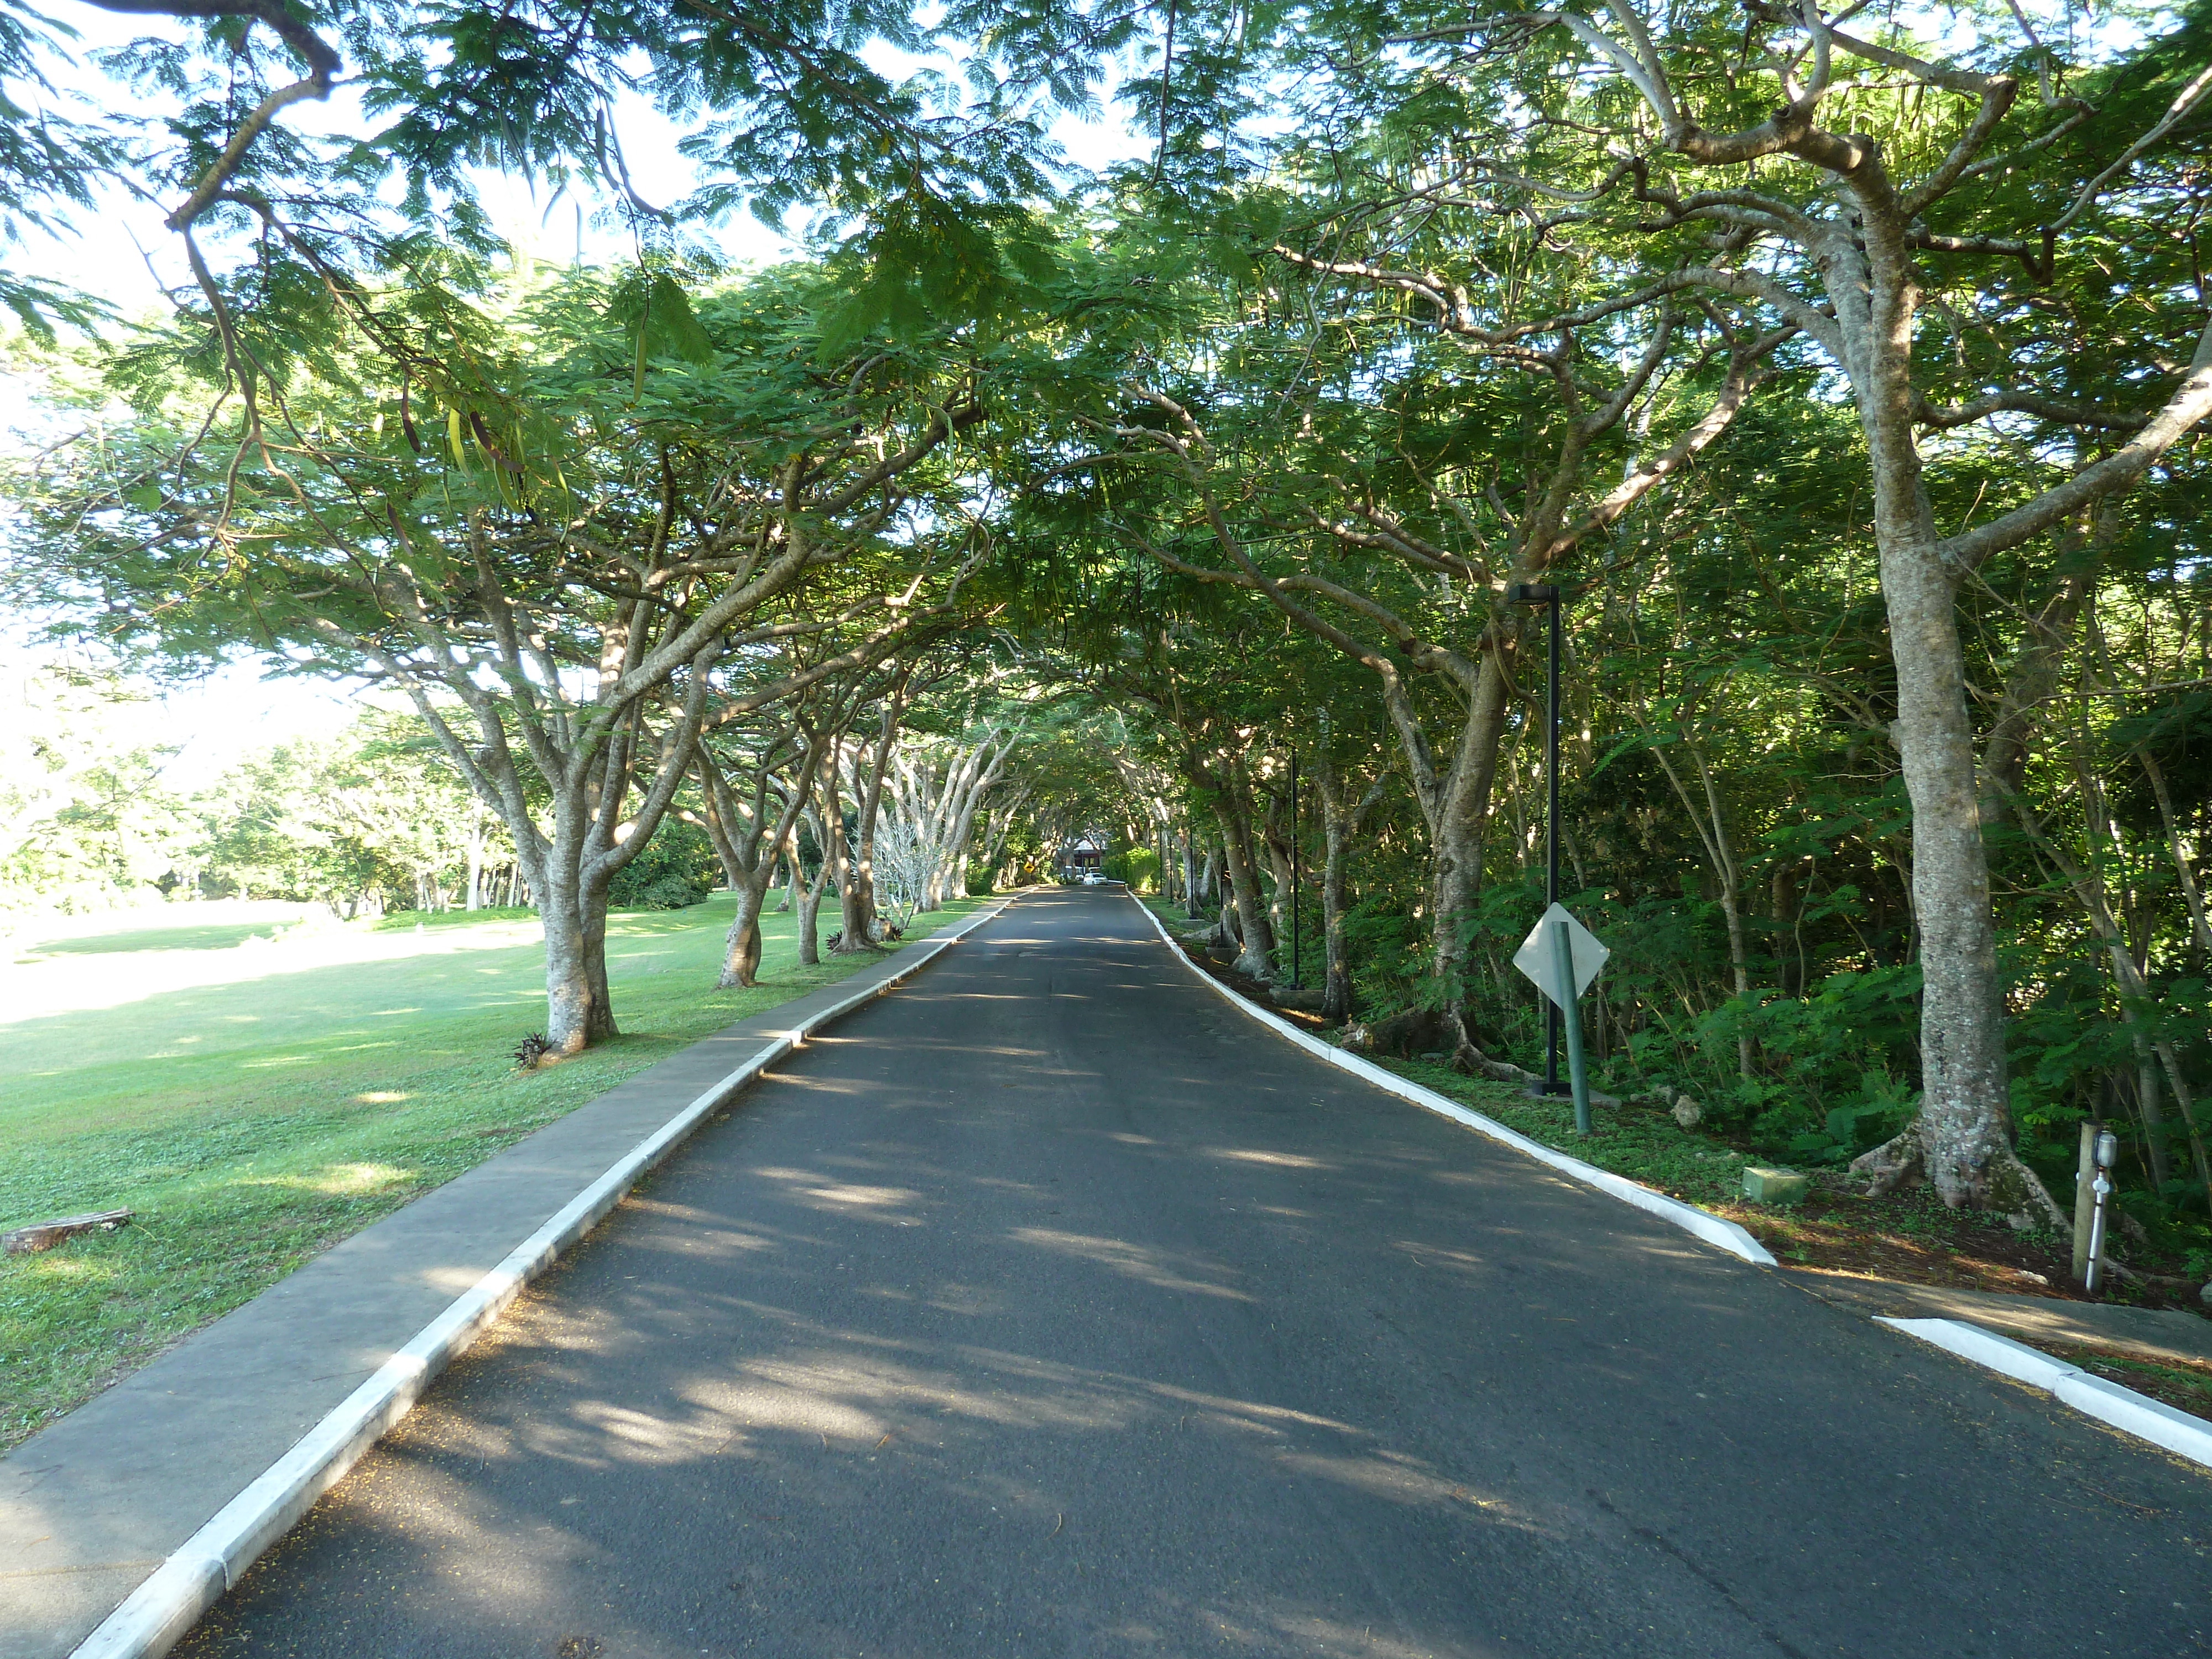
174,889,2209,1658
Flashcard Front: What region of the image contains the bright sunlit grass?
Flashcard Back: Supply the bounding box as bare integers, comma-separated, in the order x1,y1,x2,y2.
0,892,985,1449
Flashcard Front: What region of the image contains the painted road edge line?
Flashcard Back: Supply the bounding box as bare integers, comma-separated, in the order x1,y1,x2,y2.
1129,895,1775,1268
1877,1316,2212,1472
69,893,1022,1659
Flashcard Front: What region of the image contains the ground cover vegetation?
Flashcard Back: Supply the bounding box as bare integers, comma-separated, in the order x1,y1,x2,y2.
3,0,2210,1322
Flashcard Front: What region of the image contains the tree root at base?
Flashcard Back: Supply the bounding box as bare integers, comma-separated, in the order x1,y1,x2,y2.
1851,1117,2069,1229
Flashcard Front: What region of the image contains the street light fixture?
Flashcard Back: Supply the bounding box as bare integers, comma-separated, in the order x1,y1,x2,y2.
1508,579,1568,1098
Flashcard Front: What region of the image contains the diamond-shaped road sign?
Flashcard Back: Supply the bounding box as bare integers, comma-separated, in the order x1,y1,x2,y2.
1512,902,1610,1010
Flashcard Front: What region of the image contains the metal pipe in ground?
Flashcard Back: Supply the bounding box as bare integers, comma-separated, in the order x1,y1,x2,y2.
2084,1129,2119,1294
2072,1121,2099,1285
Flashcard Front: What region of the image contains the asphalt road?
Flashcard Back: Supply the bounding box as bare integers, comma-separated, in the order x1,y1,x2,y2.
174,888,2210,1659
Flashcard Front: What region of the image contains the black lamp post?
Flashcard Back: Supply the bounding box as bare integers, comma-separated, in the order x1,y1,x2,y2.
1508,579,1567,1097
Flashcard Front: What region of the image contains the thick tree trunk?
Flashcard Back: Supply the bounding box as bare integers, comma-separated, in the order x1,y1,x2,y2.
541,901,597,1053
721,875,768,989
852,785,885,943
421,640,713,1061
1839,360,2057,1214
940,792,989,906
810,756,862,954
1260,812,1300,963
832,812,868,950
847,816,878,945
1428,806,1483,995
1813,195,2059,1221
539,857,619,1055
1213,799,1276,980
1868,519,2027,1207
582,883,614,1032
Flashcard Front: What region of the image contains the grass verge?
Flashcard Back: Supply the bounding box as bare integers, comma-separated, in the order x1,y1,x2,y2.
1378,1060,2122,1293
1,893,988,1450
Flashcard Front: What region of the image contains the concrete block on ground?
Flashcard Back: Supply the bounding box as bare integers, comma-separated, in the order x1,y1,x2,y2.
1743,1165,1809,1206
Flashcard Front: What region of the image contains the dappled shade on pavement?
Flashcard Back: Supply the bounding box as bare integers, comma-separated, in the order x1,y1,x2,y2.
173,891,2210,1659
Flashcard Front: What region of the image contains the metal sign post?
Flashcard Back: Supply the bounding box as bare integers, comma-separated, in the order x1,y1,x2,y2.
1549,916,1592,1136
1512,904,1609,1139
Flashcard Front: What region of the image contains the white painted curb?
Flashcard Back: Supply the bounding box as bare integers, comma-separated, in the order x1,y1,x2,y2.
70,894,1021,1659
1877,1317,2212,1472
1128,896,1775,1267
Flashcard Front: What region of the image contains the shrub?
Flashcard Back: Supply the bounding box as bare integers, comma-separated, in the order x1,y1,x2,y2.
608,820,717,910
1102,848,1161,891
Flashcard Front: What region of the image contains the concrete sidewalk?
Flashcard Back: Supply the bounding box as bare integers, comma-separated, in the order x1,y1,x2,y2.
0,905,1011,1659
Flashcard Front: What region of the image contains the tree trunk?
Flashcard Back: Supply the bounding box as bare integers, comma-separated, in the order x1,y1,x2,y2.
1805,195,2053,1216
847,805,879,945
1214,895,1241,950
722,875,768,990
539,849,619,1055
1313,749,1355,1022
797,817,828,967
797,878,825,964
697,731,821,990
465,813,485,911
832,810,867,950
844,679,913,944
1863,508,2033,1209
1378,646,1514,995
1259,796,1295,961
1213,799,1276,980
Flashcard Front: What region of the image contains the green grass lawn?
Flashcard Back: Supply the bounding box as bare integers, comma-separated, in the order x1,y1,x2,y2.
0,893,988,1449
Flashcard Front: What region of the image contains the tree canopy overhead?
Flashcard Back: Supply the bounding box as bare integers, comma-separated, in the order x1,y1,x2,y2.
6,0,2211,1243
